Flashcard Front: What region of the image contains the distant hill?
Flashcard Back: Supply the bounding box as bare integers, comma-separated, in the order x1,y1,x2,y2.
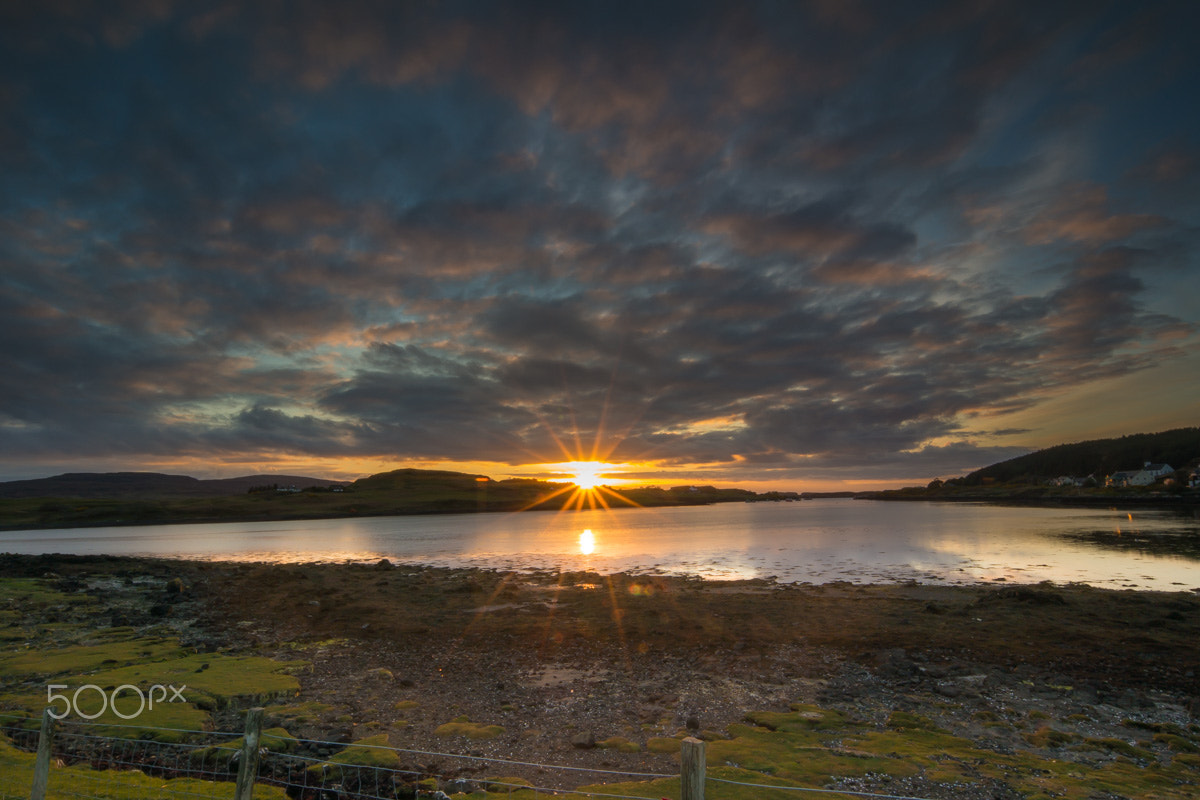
348,469,784,513
351,468,490,493
963,428,1200,485
0,472,346,499
0,467,798,530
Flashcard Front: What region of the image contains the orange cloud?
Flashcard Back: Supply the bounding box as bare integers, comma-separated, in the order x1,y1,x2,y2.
1024,184,1166,245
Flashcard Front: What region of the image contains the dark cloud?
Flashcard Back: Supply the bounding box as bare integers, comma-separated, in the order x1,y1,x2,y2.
1,0,1197,485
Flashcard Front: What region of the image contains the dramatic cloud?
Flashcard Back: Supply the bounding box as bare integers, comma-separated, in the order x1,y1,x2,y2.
1,0,1197,487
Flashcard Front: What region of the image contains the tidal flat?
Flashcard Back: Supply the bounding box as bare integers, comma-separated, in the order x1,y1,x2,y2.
1,554,1198,799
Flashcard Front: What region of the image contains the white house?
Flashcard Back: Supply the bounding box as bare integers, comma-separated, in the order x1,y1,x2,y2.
1107,463,1173,487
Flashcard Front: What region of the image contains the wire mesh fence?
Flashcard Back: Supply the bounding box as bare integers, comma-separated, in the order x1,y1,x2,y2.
1,708,936,800
0,709,681,800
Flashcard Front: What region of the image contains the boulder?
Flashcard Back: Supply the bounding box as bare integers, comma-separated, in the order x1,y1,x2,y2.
570,731,596,749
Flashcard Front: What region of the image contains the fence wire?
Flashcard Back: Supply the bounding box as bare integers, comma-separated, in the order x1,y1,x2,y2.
0,714,682,800
707,775,931,800
0,712,937,800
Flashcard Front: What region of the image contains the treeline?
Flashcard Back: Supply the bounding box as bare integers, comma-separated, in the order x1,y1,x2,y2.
616,485,790,506
963,428,1200,485
246,484,345,494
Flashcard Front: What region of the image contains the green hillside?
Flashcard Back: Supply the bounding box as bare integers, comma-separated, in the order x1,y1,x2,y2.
964,428,1200,485
865,428,1200,503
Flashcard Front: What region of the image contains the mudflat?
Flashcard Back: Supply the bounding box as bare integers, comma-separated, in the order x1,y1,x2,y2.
2,554,1198,798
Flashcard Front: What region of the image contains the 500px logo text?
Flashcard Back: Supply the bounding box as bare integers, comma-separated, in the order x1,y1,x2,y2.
46,684,188,720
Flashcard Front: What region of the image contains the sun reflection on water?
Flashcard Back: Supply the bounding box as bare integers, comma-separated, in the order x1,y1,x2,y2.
579,528,596,555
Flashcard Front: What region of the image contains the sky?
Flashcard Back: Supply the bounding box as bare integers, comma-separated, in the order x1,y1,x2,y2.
1,0,1198,491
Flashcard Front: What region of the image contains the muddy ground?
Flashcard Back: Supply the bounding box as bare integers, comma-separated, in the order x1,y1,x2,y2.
3,554,1199,793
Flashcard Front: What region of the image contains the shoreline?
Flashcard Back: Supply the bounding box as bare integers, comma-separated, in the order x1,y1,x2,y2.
3,554,1199,797
3,491,1198,535
860,490,1200,507
0,495,799,534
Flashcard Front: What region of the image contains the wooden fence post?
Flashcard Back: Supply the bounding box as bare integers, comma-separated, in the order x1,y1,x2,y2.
680,736,705,800
30,708,56,800
234,707,264,800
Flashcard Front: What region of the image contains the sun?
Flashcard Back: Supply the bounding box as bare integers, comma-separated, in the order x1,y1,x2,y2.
564,461,607,491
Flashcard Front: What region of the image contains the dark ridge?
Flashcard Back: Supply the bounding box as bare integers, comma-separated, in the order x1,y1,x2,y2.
0,472,346,499
964,428,1200,485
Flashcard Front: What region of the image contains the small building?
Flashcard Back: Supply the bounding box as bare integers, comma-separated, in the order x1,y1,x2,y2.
1107,463,1173,488
1106,471,1139,488
1140,463,1174,481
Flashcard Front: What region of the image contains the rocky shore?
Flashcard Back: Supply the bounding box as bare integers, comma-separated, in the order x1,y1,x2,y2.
2,554,1199,797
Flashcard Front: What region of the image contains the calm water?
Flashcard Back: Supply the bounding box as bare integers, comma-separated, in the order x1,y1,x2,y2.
2,500,1199,589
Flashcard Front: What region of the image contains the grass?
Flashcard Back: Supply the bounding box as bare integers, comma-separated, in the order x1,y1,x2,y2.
0,733,290,800
434,716,505,740
264,700,335,726
0,575,306,743
308,733,401,780
81,651,304,705
598,735,642,753
645,736,683,754
0,578,95,610
0,638,184,678
192,726,298,767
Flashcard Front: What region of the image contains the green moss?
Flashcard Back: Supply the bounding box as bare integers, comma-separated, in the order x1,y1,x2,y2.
646,736,682,754
1024,725,1080,748
393,699,420,711
193,727,297,765
0,638,183,677
330,734,398,766
435,719,504,739
484,776,533,791
0,685,211,742
0,636,306,742
307,733,401,781
259,727,298,752
264,700,334,725
0,733,290,800
0,578,92,610
885,711,946,732
745,704,848,732
1080,737,1156,761
598,736,641,753
82,651,304,703
840,729,965,781
280,637,349,650
1154,733,1199,752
